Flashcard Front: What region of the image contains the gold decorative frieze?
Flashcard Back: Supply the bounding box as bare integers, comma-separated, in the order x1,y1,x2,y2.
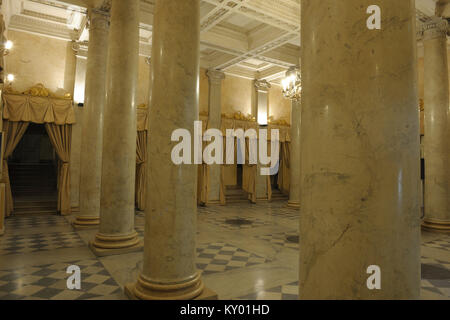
222,111,256,122
7,83,72,100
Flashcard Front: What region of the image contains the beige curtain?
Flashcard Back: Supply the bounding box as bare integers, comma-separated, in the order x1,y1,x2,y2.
196,119,209,205
242,138,257,203
277,141,290,194
136,130,147,211
3,94,75,124
197,164,208,206
45,123,71,215
2,120,30,217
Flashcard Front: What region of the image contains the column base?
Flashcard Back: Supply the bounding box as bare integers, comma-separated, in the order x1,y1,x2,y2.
72,216,100,230
287,200,300,209
90,231,143,257
422,218,450,233
124,272,217,300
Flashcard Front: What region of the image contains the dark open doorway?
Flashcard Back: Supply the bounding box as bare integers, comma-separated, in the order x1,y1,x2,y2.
8,123,58,215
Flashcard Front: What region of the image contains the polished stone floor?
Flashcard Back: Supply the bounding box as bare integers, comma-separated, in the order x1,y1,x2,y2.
0,201,449,300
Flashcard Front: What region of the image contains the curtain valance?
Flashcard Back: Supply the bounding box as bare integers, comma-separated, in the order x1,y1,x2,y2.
2,93,76,125
219,118,291,142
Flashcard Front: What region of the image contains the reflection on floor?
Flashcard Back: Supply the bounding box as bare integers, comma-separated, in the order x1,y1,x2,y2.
0,201,449,300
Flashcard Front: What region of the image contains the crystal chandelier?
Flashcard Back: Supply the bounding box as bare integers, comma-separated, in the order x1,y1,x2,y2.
282,66,301,101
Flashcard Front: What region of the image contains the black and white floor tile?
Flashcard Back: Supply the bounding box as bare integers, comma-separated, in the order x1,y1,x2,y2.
0,259,122,300
0,231,85,255
256,232,299,250
5,214,67,229
196,242,269,275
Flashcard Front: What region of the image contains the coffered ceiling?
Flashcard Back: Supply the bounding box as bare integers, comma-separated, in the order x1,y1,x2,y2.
0,0,448,84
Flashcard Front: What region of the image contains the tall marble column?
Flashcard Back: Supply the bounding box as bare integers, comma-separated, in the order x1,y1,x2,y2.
422,18,450,232
90,0,141,255
206,69,225,204
125,0,215,300
254,80,271,200
300,0,420,299
73,9,109,228
287,98,301,208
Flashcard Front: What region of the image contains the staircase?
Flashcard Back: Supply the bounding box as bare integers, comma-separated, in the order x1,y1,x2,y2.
225,185,249,203
9,163,58,215
270,188,289,201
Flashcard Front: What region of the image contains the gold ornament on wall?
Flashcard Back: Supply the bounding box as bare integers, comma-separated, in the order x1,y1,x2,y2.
268,116,290,126
222,111,256,122
6,83,72,100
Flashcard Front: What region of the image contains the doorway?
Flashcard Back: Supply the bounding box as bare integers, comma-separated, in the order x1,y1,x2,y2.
8,123,58,215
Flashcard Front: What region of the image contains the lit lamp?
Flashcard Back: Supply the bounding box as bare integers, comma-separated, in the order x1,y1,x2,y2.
1,40,13,56
5,40,13,50
282,66,301,101
6,74,14,83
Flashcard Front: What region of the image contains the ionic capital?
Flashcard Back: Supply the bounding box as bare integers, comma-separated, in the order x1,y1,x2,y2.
254,79,271,92
206,69,225,84
87,8,110,31
422,18,448,41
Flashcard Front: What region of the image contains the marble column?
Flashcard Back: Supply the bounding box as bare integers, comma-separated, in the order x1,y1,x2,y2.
254,80,271,200
125,0,215,300
90,0,141,255
73,9,109,228
287,98,301,208
206,69,225,204
300,0,420,299
422,18,450,232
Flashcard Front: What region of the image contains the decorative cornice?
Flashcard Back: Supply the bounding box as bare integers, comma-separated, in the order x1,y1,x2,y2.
422,18,448,41
206,69,225,84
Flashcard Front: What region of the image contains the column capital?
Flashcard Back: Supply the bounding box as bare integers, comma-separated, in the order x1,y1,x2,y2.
254,79,271,92
87,8,110,31
206,69,225,84
422,18,448,41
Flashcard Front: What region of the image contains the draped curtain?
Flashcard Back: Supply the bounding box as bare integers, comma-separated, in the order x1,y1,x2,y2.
136,130,147,210
200,118,290,205
2,92,75,217
2,121,30,216
45,124,72,215
277,142,291,194
197,119,208,205
242,137,257,203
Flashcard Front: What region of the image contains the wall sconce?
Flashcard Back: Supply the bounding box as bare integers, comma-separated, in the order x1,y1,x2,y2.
6,74,14,83
1,40,13,56
5,40,13,50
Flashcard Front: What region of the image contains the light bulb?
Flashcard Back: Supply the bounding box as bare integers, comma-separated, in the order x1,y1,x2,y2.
5,40,13,50
7,74,15,82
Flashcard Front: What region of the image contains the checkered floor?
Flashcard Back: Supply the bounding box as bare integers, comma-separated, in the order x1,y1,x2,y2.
238,281,299,300
196,242,269,275
422,236,450,251
0,231,85,255
5,214,67,229
421,255,450,298
256,232,299,250
201,215,272,230
0,259,122,300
